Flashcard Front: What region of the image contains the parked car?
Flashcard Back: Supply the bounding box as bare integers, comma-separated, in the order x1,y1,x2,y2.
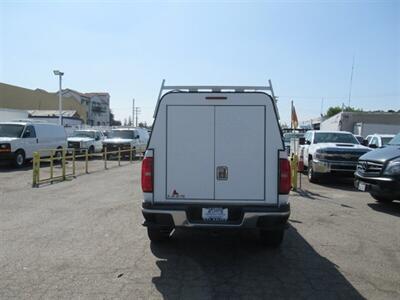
67,129,105,154
355,132,400,202
299,130,370,182
0,121,67,167
367,134,395,149
103,128,148,158
141,83,291,246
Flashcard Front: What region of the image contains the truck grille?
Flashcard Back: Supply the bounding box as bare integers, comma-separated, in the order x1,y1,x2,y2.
323,151,367,162
357,161,383,176
105,143,131,152
68,141,81,149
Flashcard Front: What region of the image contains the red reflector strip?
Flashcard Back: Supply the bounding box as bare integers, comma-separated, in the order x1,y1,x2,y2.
279,158,291,194
141,157,153,193
205,96,227,100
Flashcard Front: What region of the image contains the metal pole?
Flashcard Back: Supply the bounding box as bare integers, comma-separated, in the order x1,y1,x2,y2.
50,150,54,182
59,74,62,125
131,98,135,125
104,148,107,169
62,149,66,180
118,147,121,166
72,149,76,177
85,149,89,174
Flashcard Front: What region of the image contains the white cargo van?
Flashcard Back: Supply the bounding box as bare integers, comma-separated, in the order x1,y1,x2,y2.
0,121,67,167
141,81,291,246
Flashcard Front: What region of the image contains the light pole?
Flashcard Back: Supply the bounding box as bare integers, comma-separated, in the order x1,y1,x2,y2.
53,70,64,125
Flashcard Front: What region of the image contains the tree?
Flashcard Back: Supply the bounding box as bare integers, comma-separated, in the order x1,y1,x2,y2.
325,105,363,118
109,110,121,126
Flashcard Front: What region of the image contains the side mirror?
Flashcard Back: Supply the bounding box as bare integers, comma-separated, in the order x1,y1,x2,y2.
306,140,311,145
135,135,140,139
369,144,377,149
299,137,305,145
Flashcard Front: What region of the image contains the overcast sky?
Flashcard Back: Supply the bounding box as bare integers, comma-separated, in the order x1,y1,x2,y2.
1,0,399,125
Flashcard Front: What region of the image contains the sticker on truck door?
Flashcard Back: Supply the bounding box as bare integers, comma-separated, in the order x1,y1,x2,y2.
168,189,185,198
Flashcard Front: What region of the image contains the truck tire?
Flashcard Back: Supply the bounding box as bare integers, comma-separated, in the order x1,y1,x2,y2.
14,150,25,168
307,162,319,183
147,227,171,242
259,229,284,247
370,193,394,203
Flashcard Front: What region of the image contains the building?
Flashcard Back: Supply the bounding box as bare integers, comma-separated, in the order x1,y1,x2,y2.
0,108,29,122
320,111,400,137
299,116,325,130
28,110,83,126
61,89,110,126
0,82,87,123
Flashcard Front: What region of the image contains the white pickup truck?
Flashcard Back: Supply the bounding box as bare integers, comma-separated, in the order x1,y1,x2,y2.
103,128,149,158
300,130,370,182
141,82,291,246
67,129,105,154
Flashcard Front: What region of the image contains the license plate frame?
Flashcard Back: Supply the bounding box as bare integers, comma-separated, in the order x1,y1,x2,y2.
358,182,366,192
202,207,228,222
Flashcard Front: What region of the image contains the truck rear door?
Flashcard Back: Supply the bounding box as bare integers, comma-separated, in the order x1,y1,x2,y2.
215,106,265,200
166,105,265,201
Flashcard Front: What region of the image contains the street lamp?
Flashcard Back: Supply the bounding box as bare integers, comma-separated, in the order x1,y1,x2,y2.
53,70,64,125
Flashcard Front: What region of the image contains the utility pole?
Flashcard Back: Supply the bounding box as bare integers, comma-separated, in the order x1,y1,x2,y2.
134,107,141,127
132,98,135,127
348,56,355,108
53,70,64,125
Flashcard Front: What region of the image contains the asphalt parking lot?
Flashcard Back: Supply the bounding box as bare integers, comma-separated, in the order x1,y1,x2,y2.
0,162,399,299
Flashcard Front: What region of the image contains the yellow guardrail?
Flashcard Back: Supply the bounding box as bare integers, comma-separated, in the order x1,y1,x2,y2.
32,147,137,187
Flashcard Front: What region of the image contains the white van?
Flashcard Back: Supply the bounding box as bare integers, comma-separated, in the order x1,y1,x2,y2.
141,82,291,246
103,127,149,158
0,121,67,167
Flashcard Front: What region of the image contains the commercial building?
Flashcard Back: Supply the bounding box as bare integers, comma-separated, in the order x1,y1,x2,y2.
0,108,29,122
27,110,83,126
61,89,110,126
320,111,400,137
0,82,87,123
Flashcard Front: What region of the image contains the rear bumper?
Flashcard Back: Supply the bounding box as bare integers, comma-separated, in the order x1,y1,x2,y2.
313,159,357,173
142,203,290,230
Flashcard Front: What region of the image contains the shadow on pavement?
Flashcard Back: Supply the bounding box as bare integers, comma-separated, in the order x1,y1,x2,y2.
0,162,33,172
150,225,363,299
368,201,400,217
312,175,358,192
294,189,331,200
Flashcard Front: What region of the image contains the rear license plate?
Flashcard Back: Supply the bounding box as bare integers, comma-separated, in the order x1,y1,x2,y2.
202,208,228,222
358,182,366,192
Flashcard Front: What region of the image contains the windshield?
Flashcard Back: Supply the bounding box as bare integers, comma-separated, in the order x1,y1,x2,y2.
0,124,25,138
110,130,134,139
381,137,393,146
283,133,304,142
388,133,400,145
73,131,95,138
314,132,359,144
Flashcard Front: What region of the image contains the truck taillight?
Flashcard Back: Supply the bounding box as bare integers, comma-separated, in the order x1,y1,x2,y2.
279,158,291,194
141,156,153,193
